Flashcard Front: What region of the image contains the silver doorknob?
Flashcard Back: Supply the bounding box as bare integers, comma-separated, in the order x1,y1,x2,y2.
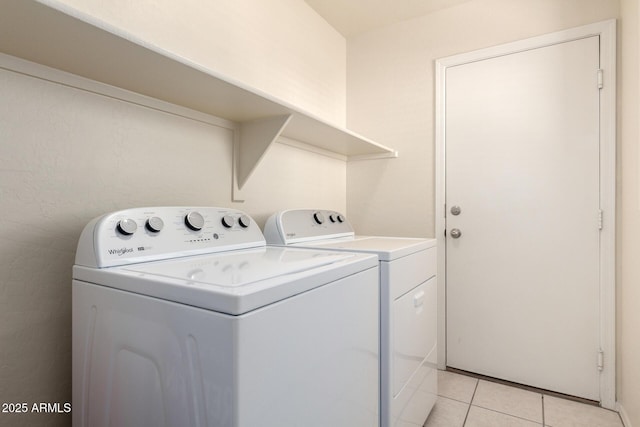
450,228,462,239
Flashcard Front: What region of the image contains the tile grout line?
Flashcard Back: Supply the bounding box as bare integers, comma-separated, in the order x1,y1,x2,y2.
470,403,546,425
464,377,545,425
462,379,479,426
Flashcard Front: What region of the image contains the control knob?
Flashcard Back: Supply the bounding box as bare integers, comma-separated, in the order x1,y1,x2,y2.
185,211,205,231
116,218,137,236
329,213,345,223
146,216,164,233
313,212,324,225
238,215,251,228
221,215,235,228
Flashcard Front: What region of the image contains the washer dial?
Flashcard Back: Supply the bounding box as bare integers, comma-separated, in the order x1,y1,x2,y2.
116,218,137,236
313,212,325,225
146,216,164,233
185,211,205,231
238,215,251,228
221,215,235,228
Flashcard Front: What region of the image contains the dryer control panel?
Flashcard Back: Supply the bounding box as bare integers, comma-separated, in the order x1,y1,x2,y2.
76,207,265,268
264,209,354,245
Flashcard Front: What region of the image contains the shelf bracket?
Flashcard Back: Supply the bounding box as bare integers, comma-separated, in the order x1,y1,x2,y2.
232,114,292,201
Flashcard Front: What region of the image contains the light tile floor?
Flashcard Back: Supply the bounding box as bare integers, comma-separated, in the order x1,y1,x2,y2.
424,370,624,427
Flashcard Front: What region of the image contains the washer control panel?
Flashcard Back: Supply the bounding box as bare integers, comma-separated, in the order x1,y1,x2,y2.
264,209,354,245
76,207,265,268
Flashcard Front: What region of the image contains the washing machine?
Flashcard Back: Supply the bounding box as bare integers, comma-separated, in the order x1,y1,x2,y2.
264,209,437,427
72,206,380,427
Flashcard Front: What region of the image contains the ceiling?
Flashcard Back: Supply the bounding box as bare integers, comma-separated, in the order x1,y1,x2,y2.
304,0,474,37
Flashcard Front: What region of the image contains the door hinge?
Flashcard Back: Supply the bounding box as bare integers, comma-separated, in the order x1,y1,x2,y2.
598,209,603,230
597,350,604,371
597,69,604,89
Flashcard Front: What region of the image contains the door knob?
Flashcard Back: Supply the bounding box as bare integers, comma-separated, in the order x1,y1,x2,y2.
450,206,462,216
450,228,462,239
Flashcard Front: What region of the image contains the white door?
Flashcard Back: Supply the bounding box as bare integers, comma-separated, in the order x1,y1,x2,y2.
445,36,601,400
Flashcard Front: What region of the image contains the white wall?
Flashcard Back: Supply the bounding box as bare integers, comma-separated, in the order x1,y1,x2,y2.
348,1,640,426
618,0,640,425
0,1,346,426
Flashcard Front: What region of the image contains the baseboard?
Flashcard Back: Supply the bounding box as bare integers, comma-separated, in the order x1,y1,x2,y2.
618,402,633,427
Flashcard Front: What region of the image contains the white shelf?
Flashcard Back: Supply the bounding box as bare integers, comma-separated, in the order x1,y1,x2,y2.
0,0,397,191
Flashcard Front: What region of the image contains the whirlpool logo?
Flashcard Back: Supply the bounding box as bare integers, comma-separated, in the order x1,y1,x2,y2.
108,247,134,256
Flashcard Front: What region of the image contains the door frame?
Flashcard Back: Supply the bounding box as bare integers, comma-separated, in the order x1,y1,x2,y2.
434,19,616,409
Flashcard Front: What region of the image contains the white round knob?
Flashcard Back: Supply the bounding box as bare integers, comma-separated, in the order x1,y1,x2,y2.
146,216,164,233
313,212,324,225
238,215,251,228
116,218,137,235
336,214,344,223
221,215,235,228
185,211,205,231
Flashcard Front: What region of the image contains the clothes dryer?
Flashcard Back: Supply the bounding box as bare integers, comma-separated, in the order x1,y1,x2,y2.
72,206,379,427
264,209,437,427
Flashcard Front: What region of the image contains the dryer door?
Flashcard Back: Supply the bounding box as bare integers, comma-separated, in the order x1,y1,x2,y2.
392,277,437,396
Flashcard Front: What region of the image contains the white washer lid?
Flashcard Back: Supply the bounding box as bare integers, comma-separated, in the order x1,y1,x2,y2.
73,246,377,315
293,235,436,261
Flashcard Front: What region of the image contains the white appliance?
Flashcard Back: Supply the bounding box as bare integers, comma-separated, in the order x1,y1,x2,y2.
72,206,380,427
264,209,437,427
